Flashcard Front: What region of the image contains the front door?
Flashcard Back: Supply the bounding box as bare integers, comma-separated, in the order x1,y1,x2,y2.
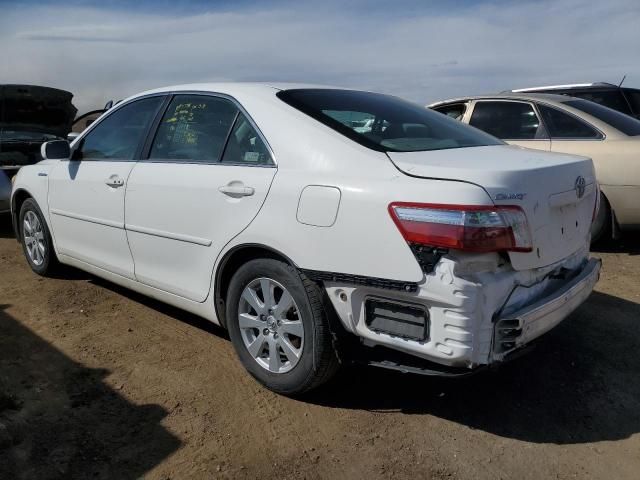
468,100,551,152
48,96,165,278
124,94,277,301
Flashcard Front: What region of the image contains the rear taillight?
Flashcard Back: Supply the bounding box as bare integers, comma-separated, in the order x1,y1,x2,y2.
389,202,533,253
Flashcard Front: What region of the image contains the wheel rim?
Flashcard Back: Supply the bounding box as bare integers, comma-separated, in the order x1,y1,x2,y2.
23,210,46,266
238,277,304,374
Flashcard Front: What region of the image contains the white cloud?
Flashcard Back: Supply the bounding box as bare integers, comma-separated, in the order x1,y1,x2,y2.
1,0,638,114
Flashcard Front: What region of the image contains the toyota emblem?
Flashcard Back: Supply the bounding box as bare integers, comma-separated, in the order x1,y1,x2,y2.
575,176,586,199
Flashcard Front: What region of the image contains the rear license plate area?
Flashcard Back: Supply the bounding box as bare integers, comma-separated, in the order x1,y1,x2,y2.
364,297,429,341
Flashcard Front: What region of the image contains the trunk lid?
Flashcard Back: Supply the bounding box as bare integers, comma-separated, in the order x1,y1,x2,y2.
387,145,597,270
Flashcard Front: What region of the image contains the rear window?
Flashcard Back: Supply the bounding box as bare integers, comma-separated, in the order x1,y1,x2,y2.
623,89,640,117
277,89,502,152
567,90,632,116
565,99,640,136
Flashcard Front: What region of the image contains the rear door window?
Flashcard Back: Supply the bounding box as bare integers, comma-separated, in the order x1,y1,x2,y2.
538,104,602,139
221,113,272,165
469,101,546,140
149,95,238,162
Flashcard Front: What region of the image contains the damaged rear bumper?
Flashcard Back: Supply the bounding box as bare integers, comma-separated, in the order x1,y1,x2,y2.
325,251,600,374
493,257,601,360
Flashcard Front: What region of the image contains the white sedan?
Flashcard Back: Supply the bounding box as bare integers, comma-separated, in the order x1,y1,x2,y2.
11,83,601,394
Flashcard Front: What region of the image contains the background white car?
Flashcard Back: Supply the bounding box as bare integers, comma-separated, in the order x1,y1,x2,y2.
12,84,600,394
429,93,640,241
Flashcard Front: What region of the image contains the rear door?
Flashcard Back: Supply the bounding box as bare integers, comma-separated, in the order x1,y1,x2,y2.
48,95,165,278
125,93,277,302
468,100,551,151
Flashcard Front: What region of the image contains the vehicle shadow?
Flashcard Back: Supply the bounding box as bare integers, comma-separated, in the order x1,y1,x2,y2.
0,213,15,238
306,291,640,445
88,277,229,340
592,231,640,255
0,304,181,479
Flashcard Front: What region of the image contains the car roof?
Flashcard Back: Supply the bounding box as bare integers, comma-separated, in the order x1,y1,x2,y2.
128,82,346,101
428,93,631,138
428,92,574,107
508,82,618,92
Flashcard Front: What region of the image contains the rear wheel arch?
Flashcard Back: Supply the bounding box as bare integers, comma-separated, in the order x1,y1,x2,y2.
214,244,297,329
592,190,619,243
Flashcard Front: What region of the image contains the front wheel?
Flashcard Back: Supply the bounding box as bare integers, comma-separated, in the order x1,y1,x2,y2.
226,258,339,395
19,198,59,276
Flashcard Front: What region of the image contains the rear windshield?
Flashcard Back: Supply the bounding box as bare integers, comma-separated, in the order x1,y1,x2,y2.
565,99,640,136
277,89,502,152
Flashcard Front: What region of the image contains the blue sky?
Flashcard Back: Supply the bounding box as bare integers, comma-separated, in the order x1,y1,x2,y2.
1,0,638,114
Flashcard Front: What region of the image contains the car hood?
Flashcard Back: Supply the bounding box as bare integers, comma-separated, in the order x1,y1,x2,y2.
0,84,77,139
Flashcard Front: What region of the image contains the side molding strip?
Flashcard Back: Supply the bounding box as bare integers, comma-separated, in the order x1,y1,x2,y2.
50,208,123,229
125,224,212,246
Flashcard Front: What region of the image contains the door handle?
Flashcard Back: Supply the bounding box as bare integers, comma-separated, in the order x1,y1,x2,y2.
218,184,255,197
106,175,125,188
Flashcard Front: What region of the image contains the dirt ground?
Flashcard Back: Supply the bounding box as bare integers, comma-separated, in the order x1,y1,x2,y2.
1,214,639,480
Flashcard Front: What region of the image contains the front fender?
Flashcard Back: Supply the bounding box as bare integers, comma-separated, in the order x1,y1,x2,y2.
11,162,57,244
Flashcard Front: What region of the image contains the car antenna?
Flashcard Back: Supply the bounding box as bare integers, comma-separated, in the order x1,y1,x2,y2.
618,75,626,88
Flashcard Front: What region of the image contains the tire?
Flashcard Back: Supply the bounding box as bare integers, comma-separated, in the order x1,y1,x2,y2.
19,198,60,276
591,193,611,245
226,258,340,395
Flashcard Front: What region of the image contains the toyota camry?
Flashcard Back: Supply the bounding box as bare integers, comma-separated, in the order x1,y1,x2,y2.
11,83,601,394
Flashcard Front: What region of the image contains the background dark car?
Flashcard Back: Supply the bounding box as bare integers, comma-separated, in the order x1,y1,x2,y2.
508,82,640,119
0,84,77,177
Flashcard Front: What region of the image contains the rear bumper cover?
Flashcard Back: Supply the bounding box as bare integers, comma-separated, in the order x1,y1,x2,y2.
325,251,600,372
493,257,601,360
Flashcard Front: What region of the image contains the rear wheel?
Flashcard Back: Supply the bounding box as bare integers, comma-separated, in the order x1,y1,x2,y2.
226,258,339,395
19,198,59,276
591,193,611,245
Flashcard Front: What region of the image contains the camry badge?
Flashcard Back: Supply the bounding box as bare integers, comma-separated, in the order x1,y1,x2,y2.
575,176,586,199
494,192,526,201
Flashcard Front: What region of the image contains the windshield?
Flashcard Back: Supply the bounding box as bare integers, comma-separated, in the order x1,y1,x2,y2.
277,89,503,152
565,99,640,136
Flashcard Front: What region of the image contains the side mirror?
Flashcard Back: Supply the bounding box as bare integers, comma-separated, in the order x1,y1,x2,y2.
67,132,80,142
41,140,71,160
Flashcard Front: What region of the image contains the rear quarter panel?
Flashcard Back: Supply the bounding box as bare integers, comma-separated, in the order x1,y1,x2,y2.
218,94,496,283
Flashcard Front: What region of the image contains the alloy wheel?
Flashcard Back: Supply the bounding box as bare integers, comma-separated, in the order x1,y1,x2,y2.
238,277,304,374
23,210,46,266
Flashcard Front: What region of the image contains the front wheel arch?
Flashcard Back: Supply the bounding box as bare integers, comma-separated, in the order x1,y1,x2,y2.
11,189,34,242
